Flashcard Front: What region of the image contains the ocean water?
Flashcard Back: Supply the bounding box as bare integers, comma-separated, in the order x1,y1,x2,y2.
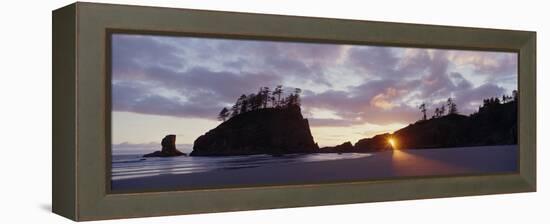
111,153,371,180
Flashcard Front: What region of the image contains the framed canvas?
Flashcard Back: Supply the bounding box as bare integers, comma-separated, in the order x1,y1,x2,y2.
52,2,536,221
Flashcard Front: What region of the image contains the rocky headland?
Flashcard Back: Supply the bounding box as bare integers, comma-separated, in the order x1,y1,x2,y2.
321,98,518,152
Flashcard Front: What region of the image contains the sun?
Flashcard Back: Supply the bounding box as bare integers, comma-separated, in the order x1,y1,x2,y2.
388,137,397,149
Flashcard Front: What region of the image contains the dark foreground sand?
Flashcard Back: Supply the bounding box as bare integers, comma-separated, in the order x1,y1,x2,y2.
111,145,517,192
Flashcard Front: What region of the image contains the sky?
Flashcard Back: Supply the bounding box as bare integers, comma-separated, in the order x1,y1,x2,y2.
111,33,517,153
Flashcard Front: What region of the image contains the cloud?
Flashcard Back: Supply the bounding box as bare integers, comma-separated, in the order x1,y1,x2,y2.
450,51,517,76
144,66,281,102
308,118,357,127
454,83,506,114
302,80,420,125
112,66,282,119
449,72,473,89
348,46,400,77
301,48,515,125
112,81,220,119
246,40,346,86
111,33,517,127
112,34,185,77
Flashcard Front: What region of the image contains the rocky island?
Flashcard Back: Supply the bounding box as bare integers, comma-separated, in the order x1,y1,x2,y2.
190,86,319,156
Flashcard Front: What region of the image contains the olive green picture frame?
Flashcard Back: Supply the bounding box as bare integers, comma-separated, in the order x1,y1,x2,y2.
52,2,536,221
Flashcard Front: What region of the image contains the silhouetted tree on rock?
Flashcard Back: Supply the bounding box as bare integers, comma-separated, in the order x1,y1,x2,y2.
419,103,427,121
223,85,302,120
447,98,457,115
273,85,283,107
218,107,229,121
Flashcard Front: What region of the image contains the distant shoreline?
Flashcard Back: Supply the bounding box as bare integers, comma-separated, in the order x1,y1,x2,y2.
111,145,518,192
112,144,518,157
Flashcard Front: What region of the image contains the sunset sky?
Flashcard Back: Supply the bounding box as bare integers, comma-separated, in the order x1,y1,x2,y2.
111,34,517,153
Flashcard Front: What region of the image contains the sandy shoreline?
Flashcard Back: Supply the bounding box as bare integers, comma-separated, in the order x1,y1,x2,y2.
111,145,517,192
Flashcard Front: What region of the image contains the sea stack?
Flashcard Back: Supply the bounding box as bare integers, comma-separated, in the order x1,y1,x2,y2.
190,105,319,156
143,135,186,157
